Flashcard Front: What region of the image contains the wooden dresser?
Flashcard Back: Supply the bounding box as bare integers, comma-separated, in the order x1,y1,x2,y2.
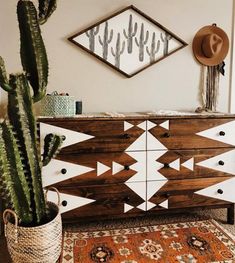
39,113,235,224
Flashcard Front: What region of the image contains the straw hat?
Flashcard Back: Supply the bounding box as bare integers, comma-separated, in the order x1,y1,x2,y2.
192,24,229,66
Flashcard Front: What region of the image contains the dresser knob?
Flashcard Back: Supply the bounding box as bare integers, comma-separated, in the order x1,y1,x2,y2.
164,163,170,168
218,160,224,166
217,189,223,194
165,193,170,198
163,132,170,138
124,165,130,171
123,133,131,139
61,168,67,174
62,135,66,141
219,131,225,136
123,196,130,202
61,200,68,206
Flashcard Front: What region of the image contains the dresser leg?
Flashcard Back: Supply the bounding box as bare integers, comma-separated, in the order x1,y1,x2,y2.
227,204,234,225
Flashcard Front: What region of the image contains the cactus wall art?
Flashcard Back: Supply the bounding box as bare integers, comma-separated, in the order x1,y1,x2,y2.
68,5,187,77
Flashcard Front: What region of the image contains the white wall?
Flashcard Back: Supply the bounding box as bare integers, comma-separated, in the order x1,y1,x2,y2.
0,0,233,115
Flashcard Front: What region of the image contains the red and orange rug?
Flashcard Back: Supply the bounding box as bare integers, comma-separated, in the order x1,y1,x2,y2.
60,220,235,263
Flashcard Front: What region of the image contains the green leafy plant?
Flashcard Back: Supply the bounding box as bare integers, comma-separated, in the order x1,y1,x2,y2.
0,0,62,226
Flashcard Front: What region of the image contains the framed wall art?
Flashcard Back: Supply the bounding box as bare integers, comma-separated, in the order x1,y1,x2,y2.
68,5,188,77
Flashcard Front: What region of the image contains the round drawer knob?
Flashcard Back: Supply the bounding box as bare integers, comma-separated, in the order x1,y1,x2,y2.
123,196,130,202
61,168,67,174
123,133,131,139
61,200,68,206
218,160,224,166
164,163,170,168
164,132,170,138
217,189,223,194
62,135,66,141
219,131,225,136
124,165,130,171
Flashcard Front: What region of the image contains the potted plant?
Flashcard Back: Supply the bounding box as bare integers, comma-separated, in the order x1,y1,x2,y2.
0,0,63,262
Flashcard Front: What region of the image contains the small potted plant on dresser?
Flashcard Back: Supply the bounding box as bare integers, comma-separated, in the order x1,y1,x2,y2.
0,0,63,262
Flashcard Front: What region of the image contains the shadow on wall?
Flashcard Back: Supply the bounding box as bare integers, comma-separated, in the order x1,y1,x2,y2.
0,103,7,118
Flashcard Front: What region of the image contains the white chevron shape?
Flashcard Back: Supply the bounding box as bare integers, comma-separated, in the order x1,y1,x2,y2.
137,202,146,211
195,177,235,202
125,181,146,200
125,151,146,182
196,120,235,146
124,203,134,213
46,190,95,214
147,131,167,150
137,121,147,131
159,120,169,130
147,180,168,200
147,121,157,130
159,199,168,209
169,158,180,171
97,162,110,176
40,122,94,150
196,149,235,175
125,132,146,151
146,201,156,211
147,150,167,181
124,121,134,131
181,158,194,171
42,159,94,187
112,162,124,175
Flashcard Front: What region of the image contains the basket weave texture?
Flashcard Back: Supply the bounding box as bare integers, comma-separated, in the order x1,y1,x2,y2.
41,95,75,116
4,202,62,263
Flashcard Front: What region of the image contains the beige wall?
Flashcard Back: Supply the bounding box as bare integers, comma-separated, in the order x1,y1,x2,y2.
0,0,233,115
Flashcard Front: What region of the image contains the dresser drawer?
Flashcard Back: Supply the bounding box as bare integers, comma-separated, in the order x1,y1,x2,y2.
148,118,235,150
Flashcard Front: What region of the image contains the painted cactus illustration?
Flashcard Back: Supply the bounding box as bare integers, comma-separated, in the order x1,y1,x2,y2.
111,33,125,69
160,31,172,56
123,14,138,54
146,32,160,64
135,23,149,62
85,25,100,52
98,22,113,60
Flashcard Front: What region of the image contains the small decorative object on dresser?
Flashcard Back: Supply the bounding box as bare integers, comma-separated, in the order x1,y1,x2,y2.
40,113,235,225
68,5,187,77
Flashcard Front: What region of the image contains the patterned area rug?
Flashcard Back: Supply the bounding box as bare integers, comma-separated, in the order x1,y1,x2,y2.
60,219,235,263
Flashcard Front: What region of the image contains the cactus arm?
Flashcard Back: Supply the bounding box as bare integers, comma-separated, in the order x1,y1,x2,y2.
0,56,12,92
0,122,32,224
38,0,57,25
8,73,46,224
42,133,63,166
121,41,125,54
17,0,48,103
108,29,113,43
94,25,99,35
111,47,115,57
144,31,149,44
135,37,139,47
123,29,128,39
98,35,103,46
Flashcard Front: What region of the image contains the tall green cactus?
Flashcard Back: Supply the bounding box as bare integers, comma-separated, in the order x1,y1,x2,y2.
135,23,149,62
111,33,125,69
85,26,100,52
98,22,113,60
0,0,61,226
123,14,138,54
160,31,172,56
146,33,160,64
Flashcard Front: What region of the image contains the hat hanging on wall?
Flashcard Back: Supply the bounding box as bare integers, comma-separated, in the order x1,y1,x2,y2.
193,24,229,112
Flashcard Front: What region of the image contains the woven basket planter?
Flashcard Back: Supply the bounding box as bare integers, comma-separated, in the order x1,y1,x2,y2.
3,192,62,263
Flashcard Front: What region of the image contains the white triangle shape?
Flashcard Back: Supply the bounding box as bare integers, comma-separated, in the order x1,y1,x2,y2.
46,190,95,214
196,149,235,175
137,121,147,131
124,203,134,213
159,199,168,209
112,162,124,175
147,121,157,130
159,120,169,130
195,177,235,202
124,121,134,131
97,162,110,176
42,159,94,187
146,201,156,211
137,202,147,211
147,180,168,200
126,151,146,182
125,181,146,200
181,158,194,171
125,132,146,151
169,158,180,171
40,122,94,151
147,131,167,150
196,120,235,146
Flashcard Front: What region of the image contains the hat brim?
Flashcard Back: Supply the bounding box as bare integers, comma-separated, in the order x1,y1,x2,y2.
192,25,229,66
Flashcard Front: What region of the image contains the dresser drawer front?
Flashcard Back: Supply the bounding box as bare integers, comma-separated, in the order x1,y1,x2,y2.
148,118,235,150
